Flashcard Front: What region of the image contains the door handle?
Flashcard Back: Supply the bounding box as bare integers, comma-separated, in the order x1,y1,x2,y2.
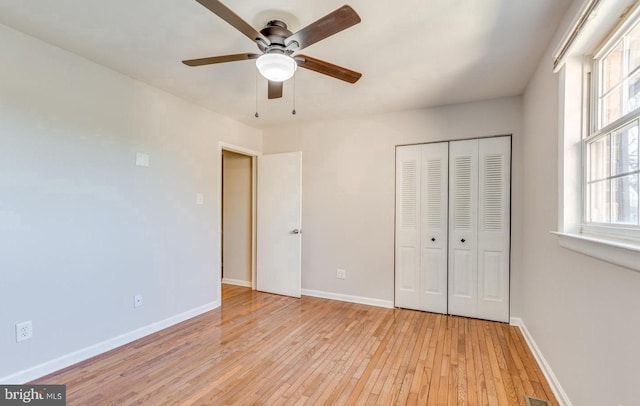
431,237,436,242
292,229,302,234
461,238,466,243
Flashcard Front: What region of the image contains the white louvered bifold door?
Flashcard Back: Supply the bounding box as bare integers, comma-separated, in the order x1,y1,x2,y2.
396,137,510,321
477,136,511,322
420,143,449,314
395,146,421,310
448,139,479,319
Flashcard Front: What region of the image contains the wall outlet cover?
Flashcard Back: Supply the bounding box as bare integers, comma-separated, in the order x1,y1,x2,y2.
16,321,33,343
337,269,346,279
134,294,143,308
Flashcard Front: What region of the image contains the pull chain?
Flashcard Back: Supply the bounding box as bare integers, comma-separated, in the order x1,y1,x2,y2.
254,69,259,118
292,73,297,116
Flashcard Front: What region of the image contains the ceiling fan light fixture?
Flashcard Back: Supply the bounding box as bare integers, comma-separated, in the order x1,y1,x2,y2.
256,53,297,82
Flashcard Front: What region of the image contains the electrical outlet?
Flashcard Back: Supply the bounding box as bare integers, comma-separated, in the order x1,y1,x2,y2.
196,193,204,205
336,268,346,279
16,321,32,343
134,294,143,308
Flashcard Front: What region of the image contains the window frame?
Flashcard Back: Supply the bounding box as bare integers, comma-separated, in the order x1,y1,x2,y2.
582,14,640,242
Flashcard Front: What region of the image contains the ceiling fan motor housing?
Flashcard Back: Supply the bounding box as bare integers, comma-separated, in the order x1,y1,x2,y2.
258,20,296,54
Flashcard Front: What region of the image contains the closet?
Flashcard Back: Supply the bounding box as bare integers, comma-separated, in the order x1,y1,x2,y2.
395,136,511,323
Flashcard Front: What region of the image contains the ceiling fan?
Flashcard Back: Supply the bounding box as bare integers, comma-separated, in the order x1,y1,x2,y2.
183,0,362,100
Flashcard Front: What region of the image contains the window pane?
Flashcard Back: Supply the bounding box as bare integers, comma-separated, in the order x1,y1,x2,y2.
612,174,639,225
612,123,639,175
627,71,640,114
603,42,623,93
589,180,611,223
628,21,640,73
602,86,623,127
589,135,610,181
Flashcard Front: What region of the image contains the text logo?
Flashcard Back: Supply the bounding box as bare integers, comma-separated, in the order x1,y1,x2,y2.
0,385,65,405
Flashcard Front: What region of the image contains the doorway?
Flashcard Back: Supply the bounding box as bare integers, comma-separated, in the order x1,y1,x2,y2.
220,143,259,298
218,142,303,302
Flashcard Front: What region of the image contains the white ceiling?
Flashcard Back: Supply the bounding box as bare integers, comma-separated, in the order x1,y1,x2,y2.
0,0,571,128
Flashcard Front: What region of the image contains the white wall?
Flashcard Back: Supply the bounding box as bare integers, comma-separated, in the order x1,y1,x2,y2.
222,151,252,285
520,2,640,404
263,97,523,311
0,24,261,380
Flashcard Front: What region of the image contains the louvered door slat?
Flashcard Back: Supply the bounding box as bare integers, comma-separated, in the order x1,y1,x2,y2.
483,154,504,232
426,160,443,229
454,156,473,230
401,161,418,229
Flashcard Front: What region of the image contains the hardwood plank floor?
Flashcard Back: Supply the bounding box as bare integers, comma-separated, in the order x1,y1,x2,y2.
33,285,557,405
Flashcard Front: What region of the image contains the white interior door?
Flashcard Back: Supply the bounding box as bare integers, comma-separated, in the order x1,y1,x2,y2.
395,146,421,309
477,136,511,322
420,143,449,314
448,139,479,319
257,152,302,298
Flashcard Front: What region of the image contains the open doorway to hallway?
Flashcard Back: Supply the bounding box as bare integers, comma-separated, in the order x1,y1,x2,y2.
221,149,254,291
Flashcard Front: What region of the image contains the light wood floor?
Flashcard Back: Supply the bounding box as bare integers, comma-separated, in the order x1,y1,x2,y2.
34,285,557,405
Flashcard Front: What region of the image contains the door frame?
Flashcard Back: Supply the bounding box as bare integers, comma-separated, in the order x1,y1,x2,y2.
218,142,261,298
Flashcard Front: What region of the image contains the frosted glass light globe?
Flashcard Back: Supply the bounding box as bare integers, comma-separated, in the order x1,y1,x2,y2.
256,53,297,82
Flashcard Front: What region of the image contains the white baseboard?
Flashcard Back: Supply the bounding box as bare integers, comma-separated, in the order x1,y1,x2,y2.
222,278,252,288
0,300,220,385
510,317,572,406
301,289,394,309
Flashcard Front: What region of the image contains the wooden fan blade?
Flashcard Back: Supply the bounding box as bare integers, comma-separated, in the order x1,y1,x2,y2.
195,0,268,44
285,5,360,51
296,55,362,83
268,81,283,99
182,53,260,66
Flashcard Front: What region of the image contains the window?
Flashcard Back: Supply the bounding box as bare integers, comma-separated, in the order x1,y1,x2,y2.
554,1,640,271
584,17,640,241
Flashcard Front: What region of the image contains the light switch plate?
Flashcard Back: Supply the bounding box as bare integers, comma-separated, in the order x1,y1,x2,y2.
135,152,149,167
196,193,204,205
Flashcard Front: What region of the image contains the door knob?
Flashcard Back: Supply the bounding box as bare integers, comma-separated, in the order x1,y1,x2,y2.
292,229,302,234
461,238,466,243
431,237,436,242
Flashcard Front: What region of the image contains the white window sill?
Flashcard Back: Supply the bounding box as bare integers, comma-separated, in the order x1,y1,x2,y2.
551,232,640,272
